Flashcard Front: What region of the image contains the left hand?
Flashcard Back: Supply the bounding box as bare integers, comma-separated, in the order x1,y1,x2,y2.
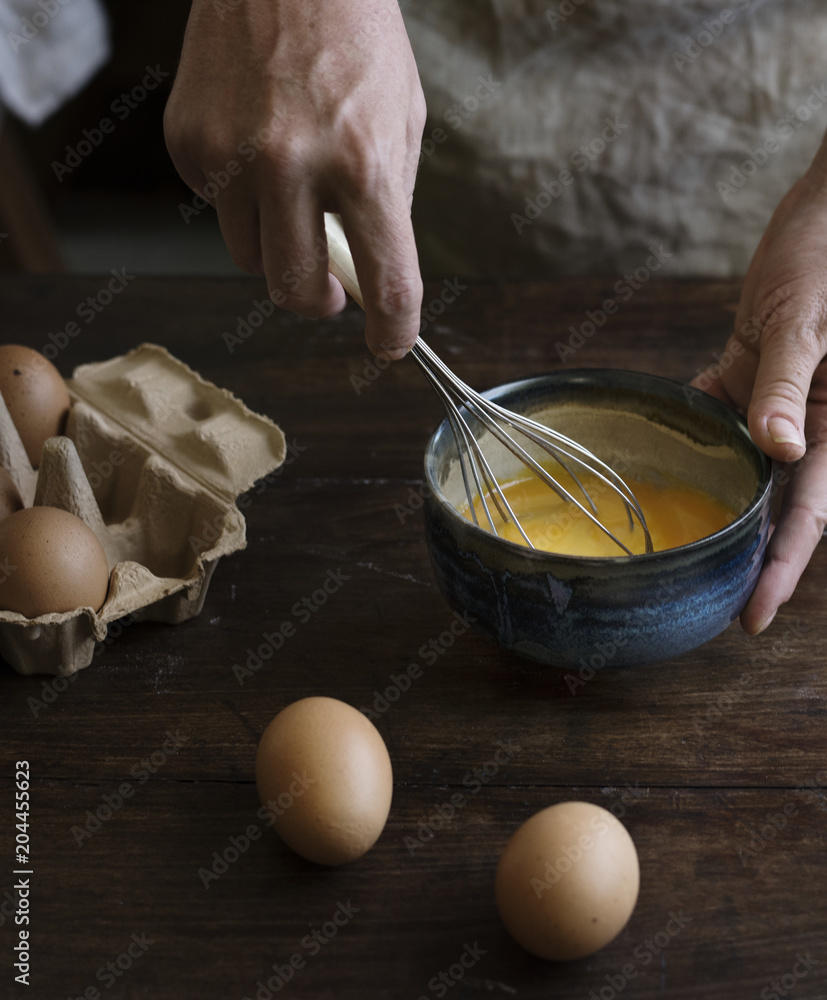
691,136,827,634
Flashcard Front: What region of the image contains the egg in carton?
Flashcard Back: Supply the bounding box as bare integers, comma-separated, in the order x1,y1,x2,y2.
0,343,286,676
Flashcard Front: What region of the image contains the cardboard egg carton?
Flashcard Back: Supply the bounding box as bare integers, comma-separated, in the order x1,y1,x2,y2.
0,343,286,676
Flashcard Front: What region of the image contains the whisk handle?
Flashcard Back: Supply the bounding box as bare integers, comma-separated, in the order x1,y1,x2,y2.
324,213,365,309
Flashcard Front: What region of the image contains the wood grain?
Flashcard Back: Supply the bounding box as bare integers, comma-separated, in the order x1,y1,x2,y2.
0,275,825,999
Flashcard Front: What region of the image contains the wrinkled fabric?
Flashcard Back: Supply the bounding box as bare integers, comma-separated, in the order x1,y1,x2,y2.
0,0,109,127
404,0,827,277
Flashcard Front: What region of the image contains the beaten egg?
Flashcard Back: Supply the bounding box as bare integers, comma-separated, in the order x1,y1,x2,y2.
495,801,639,961
463,465,737,557
256,696,393,866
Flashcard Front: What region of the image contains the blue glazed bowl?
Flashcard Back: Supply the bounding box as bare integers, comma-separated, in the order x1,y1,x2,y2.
423,370,772,668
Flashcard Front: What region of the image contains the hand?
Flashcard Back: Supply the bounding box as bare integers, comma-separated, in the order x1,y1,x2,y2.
692,136,827,634
164,0,426,358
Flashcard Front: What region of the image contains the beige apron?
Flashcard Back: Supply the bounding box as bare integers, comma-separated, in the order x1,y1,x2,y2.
404,0,827,278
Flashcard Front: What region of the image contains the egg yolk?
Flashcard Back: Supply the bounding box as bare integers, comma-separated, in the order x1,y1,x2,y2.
461,466,738,556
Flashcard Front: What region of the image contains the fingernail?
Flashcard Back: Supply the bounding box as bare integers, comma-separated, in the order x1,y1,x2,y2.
767,416,805,448
382,347,409,362
754,609,777,635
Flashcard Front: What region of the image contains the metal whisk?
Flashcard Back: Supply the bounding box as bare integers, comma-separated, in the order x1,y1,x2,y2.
324,214,652,556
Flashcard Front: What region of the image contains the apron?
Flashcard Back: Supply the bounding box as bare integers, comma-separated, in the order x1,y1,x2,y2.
404,0,827,277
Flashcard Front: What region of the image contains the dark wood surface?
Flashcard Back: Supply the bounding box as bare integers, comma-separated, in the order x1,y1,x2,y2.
1,275,825,999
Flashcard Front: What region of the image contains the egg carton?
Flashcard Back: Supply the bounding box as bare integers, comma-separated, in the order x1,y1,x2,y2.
0,343,286,676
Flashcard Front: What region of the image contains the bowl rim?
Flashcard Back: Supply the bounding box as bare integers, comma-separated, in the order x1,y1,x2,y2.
422,367,773,565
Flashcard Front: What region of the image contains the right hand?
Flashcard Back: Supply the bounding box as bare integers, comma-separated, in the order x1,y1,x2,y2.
164,0,426,359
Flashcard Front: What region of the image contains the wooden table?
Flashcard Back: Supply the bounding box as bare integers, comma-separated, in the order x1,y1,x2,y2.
1,275,825,1000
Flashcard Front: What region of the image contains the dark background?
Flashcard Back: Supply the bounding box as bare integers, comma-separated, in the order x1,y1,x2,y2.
0,0,229,274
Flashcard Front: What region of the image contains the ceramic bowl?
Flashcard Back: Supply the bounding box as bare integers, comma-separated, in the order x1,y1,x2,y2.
423,369,772,668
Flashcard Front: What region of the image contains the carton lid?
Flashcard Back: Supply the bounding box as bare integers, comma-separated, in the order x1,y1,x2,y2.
68,343,286,504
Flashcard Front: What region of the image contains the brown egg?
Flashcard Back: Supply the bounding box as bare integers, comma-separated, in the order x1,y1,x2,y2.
256,696,393,866
0,467,23,522
0,507,110,618
0,344,71,468
495,802,639,961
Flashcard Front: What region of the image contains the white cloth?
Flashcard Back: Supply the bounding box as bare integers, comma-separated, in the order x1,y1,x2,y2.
404,0,827,277
0,0,109,127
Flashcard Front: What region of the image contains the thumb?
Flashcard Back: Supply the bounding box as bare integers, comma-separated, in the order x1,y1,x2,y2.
746,320,818,463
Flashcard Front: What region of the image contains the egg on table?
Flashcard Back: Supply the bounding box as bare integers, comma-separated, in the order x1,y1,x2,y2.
495,801,640,961
256,696,393,866
0,344,71,468
0,506,110,618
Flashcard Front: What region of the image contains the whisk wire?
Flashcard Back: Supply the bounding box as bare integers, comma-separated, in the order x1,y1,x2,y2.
410,339,653,556
422,336,643,520
418,360,533,544
322,212,652,557
488,401,648,535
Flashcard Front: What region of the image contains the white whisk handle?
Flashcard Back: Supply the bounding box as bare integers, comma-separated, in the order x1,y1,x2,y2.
324,213,364,309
